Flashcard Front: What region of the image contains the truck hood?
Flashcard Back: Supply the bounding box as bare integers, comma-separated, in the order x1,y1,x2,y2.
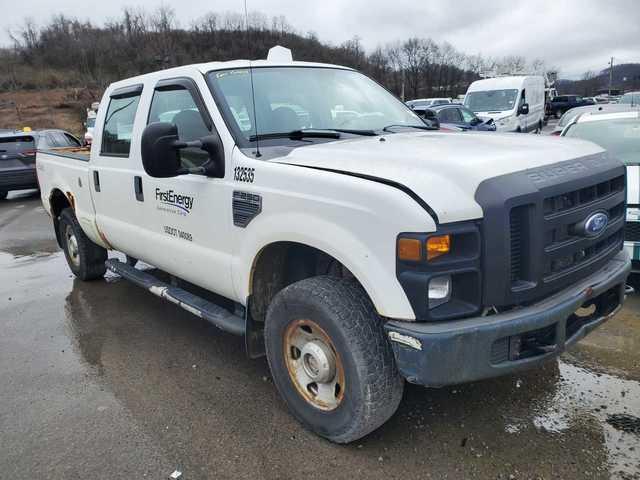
276,131,606,224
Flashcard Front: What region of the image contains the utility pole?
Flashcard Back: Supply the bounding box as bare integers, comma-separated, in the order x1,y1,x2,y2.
608,57,614,98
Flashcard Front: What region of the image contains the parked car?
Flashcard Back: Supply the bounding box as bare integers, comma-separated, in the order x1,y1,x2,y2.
561,110,640,272
550,104,638,135
548,95,595,118
464,76,545,132
406,97,451,109
37,47,630,443
619,91,640,107
422,104,496,131
0,128,81,199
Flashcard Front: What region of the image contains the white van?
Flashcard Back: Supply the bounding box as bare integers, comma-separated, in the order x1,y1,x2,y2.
464,76,545,133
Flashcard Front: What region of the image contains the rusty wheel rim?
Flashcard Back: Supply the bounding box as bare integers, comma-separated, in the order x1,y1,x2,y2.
65,224,80,267
283,319,345,411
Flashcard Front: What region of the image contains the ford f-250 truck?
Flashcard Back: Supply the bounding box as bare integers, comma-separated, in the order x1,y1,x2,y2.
37,47,630,443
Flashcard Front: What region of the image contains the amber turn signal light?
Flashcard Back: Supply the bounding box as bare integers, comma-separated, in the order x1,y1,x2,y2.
427,235,451,260
397,238,422,261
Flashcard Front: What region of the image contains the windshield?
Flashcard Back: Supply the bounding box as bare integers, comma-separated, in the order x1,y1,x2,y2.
620,93,640,106
464,89,518,112
564,117,640,165
208,67,421,143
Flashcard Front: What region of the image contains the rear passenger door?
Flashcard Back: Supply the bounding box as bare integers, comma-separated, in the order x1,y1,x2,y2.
90,84,146,252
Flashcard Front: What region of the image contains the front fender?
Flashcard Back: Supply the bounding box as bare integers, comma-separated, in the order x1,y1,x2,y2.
228,154,438,320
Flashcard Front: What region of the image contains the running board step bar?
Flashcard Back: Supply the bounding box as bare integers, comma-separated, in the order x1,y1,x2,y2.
105,259,245,336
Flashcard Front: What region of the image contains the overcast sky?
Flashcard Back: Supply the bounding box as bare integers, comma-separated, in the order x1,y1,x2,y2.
2,0,638,79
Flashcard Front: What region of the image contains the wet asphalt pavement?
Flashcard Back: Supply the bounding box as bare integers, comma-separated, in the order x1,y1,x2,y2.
1,190,639,480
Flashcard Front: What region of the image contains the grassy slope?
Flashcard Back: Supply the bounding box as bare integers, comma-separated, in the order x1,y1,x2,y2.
0,88,100,138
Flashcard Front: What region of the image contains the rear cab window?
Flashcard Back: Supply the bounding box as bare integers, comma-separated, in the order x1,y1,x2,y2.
101,84,143,157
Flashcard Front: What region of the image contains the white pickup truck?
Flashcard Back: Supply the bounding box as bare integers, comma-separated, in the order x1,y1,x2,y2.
37,47,630,443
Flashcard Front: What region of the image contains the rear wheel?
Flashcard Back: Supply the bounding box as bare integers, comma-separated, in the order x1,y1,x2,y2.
264,276,404,443
0,190,7,200
59,208,107,280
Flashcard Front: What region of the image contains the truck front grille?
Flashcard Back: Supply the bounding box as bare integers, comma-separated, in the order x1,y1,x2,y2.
540,175,625,282
476,155,627,308
508,174,625,293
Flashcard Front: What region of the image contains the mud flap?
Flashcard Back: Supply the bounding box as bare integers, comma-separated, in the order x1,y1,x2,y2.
245,296,265,359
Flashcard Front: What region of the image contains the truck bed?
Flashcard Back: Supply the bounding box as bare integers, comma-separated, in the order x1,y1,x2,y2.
39,146,91,162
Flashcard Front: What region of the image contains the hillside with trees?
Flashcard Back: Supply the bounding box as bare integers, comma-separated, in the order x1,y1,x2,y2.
0,6,556,133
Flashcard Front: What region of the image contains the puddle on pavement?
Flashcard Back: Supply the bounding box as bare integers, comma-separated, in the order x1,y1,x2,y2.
521,360,640,478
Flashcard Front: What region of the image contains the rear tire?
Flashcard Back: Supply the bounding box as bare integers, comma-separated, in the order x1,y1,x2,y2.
59,208,107,280
0,190,7,200
264,276,404,443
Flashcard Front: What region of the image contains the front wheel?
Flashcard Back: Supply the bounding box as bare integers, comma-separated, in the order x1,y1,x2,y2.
264,276,404,443
0,190,7,200
59,208,107,280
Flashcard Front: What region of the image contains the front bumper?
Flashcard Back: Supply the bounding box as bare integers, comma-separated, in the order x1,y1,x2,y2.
384,250,630,387
0,167,38,191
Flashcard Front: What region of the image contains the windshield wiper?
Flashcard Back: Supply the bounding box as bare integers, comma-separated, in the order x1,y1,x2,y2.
249,128,377,141
382,124,437,132
330,128,377,136
250,129,340,141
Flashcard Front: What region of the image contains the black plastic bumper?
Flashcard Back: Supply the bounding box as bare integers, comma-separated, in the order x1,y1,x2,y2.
384,250,630,387
0,168,37,191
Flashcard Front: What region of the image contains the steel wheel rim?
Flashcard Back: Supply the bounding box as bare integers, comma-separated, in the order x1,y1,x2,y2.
283,319,345,411
65,225,80,267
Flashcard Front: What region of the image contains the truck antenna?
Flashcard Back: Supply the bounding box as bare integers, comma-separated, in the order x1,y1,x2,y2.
244,0,261,158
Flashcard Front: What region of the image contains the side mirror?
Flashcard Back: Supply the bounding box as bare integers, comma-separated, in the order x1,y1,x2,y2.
198,135,225,178
141,122,225,178
141,122,182,178
518,103,530,115
417,110,439,129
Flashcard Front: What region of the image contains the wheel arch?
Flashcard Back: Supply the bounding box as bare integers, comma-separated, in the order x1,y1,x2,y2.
247,240,374,323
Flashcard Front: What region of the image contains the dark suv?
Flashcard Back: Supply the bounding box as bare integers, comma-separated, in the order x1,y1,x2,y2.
0,129,81,199
548,95,595,118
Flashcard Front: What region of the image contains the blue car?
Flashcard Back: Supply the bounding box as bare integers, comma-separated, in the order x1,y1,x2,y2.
413,104,496,131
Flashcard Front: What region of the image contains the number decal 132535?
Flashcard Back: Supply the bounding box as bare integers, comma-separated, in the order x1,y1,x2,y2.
234,166,255,183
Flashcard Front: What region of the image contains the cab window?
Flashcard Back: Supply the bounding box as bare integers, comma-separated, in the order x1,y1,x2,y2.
101,91,142,156
439,107,462,123
148,86,211,169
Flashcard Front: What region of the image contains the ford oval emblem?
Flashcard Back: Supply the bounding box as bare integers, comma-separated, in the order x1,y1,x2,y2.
584,212,609,237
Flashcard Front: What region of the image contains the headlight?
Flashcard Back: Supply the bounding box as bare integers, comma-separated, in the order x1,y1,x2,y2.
396,225,482,321
429,275,451,308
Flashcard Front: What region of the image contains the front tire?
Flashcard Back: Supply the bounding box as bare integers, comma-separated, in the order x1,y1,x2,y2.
59,208,107,280
0,190,7,200
264,276,404,443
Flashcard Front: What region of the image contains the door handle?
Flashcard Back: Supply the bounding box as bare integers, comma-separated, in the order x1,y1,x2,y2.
134,176,144,201
93,171,100,192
